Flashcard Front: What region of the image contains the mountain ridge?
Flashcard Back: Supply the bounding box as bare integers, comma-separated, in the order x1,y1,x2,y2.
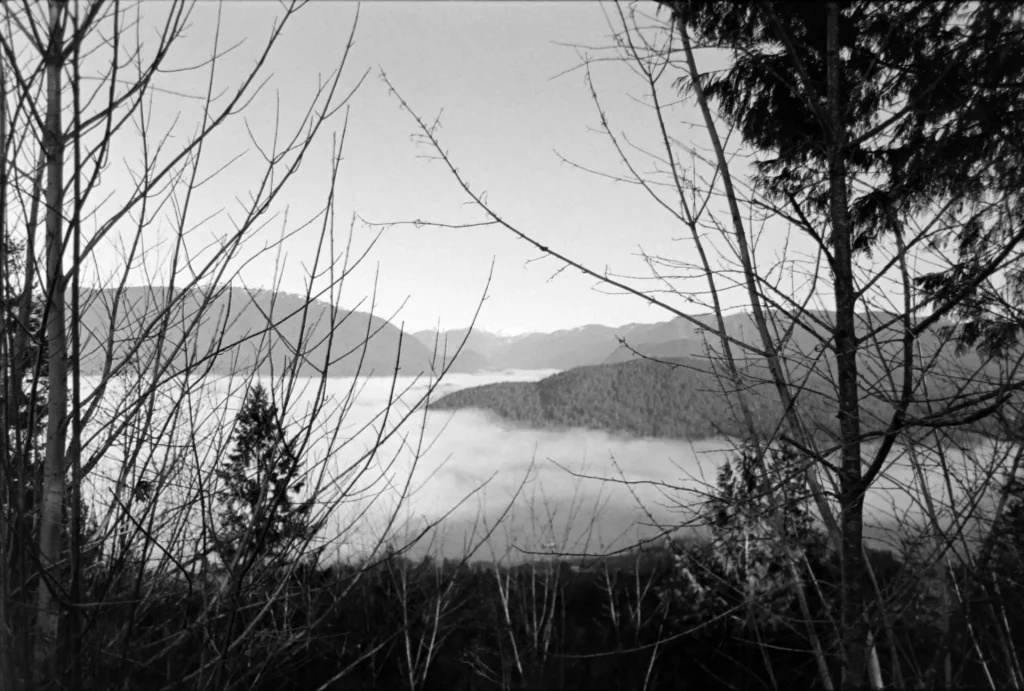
78,286,479,378
416,310,937,373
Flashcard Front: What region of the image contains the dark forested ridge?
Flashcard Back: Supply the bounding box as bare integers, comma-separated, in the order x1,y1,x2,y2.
431,356,832,440
431,345,1003,442
428,309,1008,442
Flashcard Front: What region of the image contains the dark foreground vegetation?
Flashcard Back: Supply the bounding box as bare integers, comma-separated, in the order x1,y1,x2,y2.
59,515,1024,691
30,442,1024,691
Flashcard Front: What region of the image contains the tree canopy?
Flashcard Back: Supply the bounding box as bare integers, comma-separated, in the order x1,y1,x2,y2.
676,0,1024,352
215,383,319,573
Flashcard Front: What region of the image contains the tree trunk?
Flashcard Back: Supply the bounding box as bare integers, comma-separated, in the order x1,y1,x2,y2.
34,0,68,682
674,8,846,688
824,4,869,688
0,53,10,691
673,0,841,546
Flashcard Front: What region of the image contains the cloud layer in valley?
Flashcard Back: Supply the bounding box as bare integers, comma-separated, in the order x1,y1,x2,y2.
82,370,1008,565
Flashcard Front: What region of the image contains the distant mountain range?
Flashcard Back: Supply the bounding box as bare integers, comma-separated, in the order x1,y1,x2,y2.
83,286,754,379
76,289,987,405
415,310,971,374
413,317,704,372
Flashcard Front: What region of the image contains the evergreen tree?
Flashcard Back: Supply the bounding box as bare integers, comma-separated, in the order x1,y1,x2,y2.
673,0,1024,354
669,4,1024,685
707,443,823,625
1,236,47,538
215,383,318,572
1,230,50,671
991,474,1024,586
662,443,826,633
1,236,47,445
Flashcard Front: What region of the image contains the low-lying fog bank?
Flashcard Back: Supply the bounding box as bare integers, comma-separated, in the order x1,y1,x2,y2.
80,371,1011,565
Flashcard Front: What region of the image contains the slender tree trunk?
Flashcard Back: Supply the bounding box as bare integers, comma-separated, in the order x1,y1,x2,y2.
34,0,68,682
672,2,841,547
673,8,841,688
0,52,11,691
11,152,44,691
68,11,85,688
823,4,869,688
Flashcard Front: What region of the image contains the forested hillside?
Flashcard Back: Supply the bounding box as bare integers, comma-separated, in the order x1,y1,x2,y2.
431,357,817,439
431,351,1001,442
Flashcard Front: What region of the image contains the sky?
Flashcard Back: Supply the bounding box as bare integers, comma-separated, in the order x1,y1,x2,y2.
81,1,830,336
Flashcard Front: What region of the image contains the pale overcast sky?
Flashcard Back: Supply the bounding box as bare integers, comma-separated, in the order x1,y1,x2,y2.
89,1,814,335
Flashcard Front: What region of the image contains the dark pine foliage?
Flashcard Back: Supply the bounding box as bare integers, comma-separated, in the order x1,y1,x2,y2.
673,0,1024,355
991,474,1024,602
69,533,1014,691
1,235,47,448
708,443,825,577
215,382,318,569
665,444,828,632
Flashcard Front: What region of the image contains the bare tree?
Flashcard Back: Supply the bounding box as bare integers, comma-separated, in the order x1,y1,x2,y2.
0,2,494,689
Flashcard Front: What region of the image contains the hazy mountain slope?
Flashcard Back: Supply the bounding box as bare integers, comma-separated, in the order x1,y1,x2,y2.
416,318,698,372
78,287,438,377
419,310,916,372
413,328,506,364
496,323,673,370
421,309,986,378
428,347,491,373
413,329,494,372
600,311,918,364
